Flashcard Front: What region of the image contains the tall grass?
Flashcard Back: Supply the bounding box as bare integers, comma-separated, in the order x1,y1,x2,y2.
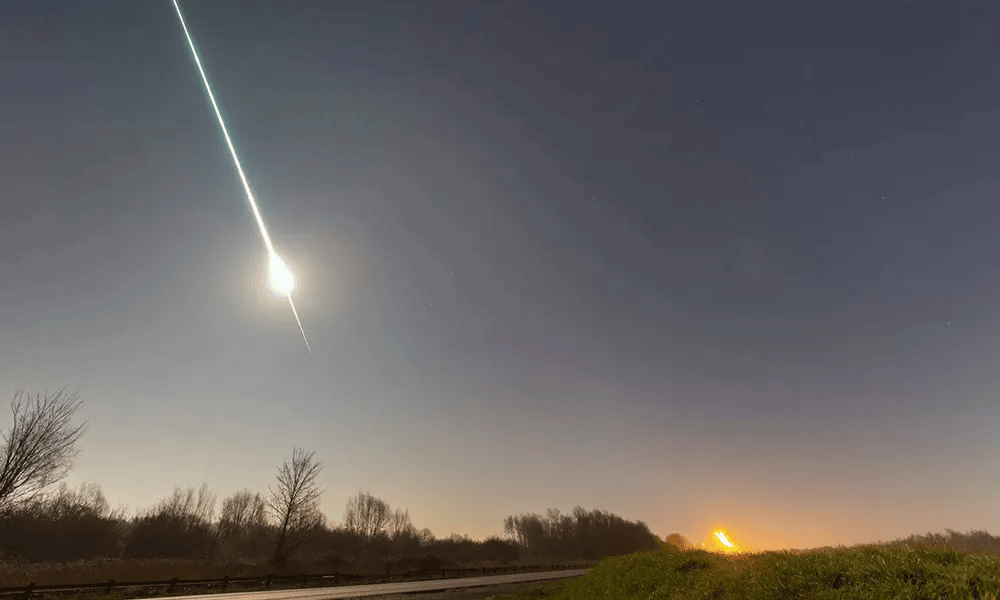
499,545,1000,600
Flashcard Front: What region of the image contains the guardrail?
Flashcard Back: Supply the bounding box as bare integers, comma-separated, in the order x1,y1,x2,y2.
0,563,592,599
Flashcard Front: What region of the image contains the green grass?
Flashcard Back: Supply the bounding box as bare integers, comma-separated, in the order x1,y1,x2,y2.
490,546,1000,600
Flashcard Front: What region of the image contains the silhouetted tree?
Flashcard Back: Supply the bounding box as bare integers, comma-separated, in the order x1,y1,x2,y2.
417,527,435,546
665,533,692,551
218,489,268,537
343,492,391,543
124,484,217,559
504,506,659,561
0,390,88,512
389,508,415,540
268,448,323,567
0,482,123,562
391,530,423,562
213,489,271,561
504,513,546,557
160,483,216,526
479,537,520,563
296,525,361,568
890,529,1000,555
42,482,109,520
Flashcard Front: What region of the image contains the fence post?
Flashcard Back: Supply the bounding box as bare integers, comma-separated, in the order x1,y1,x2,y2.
302,575,307,586
265,575,272,589
106,579,115,594
23,582,35,600
222,575,229,592
334,572,339,584
168,577,178,594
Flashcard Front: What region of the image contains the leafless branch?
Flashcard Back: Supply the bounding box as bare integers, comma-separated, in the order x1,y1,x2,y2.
267,447,323,564
0,389,88,512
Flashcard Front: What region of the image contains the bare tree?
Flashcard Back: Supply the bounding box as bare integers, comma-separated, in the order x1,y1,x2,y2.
218,489,269,539
212,489,270,562
389,507,415,540
43,482,109,520
0,390,88,512
122,483,219,560
0,481,122,562
417,527,435,546
343,492,391,542
152,483,216,527
504,507,659,561
267,448,323,566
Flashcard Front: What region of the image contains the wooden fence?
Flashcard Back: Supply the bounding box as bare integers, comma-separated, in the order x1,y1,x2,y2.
0,563,592,599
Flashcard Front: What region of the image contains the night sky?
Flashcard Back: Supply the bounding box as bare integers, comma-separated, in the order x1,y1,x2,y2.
2,0,999,551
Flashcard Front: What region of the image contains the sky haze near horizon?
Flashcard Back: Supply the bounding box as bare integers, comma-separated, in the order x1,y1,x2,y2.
2,0,1000,551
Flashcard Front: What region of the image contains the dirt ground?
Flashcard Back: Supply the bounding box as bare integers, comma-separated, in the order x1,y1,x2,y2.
346,577,576,600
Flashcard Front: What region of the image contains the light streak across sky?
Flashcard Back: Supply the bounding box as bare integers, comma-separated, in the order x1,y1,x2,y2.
170,0,312,355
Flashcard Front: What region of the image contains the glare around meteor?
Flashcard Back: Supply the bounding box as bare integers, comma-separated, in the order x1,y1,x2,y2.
268,252,296,298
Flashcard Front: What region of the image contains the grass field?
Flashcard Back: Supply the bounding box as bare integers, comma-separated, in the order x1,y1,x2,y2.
488,545,1000,600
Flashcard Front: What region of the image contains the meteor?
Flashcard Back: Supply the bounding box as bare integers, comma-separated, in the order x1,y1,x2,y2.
715,531,734,548
714,530,741,553
170,0,312,355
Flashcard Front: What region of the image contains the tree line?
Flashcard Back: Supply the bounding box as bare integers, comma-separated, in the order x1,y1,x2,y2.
503,507,662,561
886,530,1000,555
0,389,661,569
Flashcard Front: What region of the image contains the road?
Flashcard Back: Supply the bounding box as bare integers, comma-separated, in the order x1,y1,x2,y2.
157,570,589,600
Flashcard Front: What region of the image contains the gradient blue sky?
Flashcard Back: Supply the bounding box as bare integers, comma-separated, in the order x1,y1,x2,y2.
2,0,999,551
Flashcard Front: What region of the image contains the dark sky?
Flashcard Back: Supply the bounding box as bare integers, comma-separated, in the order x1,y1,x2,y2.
2,0,999,550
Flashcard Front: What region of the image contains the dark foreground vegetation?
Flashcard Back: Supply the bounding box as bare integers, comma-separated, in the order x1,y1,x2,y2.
0,482,656,588
0,389,659,588
491,536,1000,600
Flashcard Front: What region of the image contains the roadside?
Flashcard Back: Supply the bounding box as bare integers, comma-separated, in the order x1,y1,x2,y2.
346,577,575,600
6,572,583,600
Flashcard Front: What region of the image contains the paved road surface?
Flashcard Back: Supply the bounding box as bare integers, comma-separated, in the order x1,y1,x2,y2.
158,570,589,600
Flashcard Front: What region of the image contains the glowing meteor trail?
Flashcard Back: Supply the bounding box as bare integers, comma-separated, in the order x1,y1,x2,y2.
170,0,311,355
